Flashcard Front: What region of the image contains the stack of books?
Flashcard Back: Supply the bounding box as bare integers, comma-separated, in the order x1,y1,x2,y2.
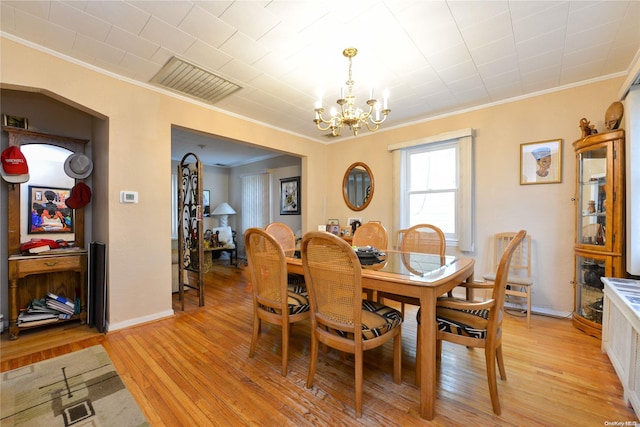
17,293,76,328
45,292,76,315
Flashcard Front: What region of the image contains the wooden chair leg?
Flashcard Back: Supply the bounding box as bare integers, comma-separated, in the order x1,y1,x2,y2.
281,321,289,376
526,288,532,328
306,333,318,389
393,329,402,384
485,345,501,415
496,344,507,380
355,350,364,417
249,315,260,358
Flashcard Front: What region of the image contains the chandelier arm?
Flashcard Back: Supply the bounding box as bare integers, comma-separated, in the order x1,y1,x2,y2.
364,120,380,132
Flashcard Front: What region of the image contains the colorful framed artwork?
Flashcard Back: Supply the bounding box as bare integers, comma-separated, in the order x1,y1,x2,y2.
520,139,562,185
27,185,74,234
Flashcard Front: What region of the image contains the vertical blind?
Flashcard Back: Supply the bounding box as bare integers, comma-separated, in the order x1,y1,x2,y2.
241,173,270,235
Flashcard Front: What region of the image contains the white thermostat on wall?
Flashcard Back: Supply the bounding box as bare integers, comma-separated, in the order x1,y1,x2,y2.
120,191,138,204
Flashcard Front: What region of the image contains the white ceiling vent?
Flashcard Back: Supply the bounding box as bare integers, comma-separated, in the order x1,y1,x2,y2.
151,57,241,104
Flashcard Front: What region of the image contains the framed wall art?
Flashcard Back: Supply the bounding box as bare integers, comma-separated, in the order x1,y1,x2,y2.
520,139,562,185
2,114,28,129
203,190,210,216
280,176,300,215
28,185,74,234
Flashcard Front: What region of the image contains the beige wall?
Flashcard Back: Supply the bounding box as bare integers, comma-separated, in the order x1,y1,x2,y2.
1,37,325,330
0,35,628,328
326,78,624,314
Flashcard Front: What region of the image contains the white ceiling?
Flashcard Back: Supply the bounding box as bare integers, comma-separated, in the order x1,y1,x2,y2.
2,0,640,166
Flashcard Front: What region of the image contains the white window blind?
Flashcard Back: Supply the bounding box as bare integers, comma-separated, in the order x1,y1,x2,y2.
241,173,270,235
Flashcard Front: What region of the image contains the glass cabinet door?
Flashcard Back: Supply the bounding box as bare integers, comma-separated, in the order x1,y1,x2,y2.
577,144,607,247
575,252,609,325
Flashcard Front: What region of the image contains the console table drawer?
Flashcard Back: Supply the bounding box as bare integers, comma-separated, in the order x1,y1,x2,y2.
11,255,85,276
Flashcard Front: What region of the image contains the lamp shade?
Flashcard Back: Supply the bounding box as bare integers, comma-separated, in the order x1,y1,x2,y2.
212,202,236,216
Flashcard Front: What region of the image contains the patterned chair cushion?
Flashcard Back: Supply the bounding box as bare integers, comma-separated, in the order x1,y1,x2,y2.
417,304,491,339
259,287,309,316
321,301,403,341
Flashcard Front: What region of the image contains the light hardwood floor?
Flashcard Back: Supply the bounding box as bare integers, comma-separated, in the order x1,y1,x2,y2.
1,261,637,426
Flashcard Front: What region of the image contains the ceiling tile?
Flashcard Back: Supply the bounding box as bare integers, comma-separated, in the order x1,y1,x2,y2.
178,5,236,49
3,0,50,20
128,0,193,27
219,1,279,41
140,16,196,54
73,33,126,65
106,27,159,60
49,1,111,42
182,40,233,73
85,0,150,35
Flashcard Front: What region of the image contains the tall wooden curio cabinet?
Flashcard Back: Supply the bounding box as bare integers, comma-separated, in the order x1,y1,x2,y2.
573,129,625,338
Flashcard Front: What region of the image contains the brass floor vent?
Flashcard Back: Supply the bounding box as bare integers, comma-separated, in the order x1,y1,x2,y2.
150,57,241,104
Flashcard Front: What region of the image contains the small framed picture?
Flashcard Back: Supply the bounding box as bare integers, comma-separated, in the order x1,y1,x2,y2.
340,227,352,237
348,217,362,227
520,139,562,185
326,224,340,235
203,190,210,216
327,218,339,225
3,114,28,129
280,176,300,215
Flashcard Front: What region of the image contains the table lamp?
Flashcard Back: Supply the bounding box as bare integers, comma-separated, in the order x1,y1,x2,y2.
212,202,236,227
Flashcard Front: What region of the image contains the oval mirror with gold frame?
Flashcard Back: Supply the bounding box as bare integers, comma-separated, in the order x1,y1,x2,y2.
343,162,374,211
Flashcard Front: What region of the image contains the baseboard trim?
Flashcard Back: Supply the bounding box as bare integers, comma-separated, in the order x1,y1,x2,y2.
504,300,572,319
107,309,174,332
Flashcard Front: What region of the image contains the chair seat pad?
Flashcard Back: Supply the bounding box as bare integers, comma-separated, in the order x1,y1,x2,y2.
321,301,402,340
482,273,533,286
259,287,310,316
416,302,490,339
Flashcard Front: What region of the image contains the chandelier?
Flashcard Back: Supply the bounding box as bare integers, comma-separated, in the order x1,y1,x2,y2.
313,48,390,137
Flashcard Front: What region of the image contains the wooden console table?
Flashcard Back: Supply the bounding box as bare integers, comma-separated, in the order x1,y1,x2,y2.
8,250,88,340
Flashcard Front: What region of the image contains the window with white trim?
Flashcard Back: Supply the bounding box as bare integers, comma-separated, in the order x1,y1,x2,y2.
404,141,458,237
390,129,474,251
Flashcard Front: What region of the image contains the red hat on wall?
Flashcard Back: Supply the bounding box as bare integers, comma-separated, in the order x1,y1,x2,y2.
1,146,30,183
65,182,92,209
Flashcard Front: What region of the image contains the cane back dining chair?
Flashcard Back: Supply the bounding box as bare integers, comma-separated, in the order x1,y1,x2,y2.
301,231,403,417
482,232,534,328
244,228,310,376
351,222,388,299
378,224,446,316
265,222,305,286
431,229,527,415
351,222,389,251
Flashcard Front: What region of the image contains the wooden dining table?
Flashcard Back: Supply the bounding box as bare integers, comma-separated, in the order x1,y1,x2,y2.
286,250,475,420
